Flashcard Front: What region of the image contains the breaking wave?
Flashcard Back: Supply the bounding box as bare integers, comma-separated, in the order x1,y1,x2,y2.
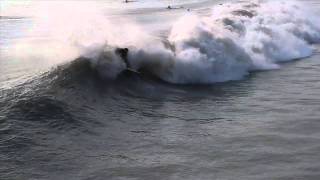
9,0,320,84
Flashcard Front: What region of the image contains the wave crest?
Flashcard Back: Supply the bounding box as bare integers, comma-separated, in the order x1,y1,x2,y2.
10,0,320,84
89,0,319,84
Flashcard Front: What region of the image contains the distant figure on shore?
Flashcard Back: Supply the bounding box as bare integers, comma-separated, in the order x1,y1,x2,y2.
167,5,185,10
124,0,138,3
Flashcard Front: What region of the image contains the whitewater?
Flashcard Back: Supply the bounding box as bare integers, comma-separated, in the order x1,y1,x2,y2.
1,0,319,84
1,1,320,180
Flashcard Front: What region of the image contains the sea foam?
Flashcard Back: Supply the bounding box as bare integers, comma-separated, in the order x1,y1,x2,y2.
151,0,320,83
103,0,320,84
7,0,320,84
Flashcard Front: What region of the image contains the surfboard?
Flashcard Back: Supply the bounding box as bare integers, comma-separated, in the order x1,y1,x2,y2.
126,68,140,74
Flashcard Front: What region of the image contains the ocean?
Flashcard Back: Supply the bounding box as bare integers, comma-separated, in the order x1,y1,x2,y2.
1,0,320,179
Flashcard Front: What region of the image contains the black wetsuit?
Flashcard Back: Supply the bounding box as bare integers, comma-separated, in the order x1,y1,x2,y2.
115,48,130,68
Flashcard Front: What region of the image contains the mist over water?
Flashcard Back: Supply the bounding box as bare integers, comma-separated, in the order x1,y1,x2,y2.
1,0,320,180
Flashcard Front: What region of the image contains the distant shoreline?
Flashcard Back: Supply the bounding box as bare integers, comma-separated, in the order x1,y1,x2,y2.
0,16,28,20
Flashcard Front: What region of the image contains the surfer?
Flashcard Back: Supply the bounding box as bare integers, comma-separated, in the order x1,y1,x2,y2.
115,48,130,69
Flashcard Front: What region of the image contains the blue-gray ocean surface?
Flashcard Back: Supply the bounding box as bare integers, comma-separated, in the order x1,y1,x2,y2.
1,0,320,179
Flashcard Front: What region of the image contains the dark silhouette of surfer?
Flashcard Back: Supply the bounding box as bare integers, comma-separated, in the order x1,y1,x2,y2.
115,48,130,69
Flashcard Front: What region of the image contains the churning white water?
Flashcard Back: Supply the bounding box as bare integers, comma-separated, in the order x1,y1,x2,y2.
2,0,320,84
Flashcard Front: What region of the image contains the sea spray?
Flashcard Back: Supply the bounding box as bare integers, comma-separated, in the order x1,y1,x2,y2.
5,1,153,69
158,0,320,83
122,0,320,84
5,0,320,84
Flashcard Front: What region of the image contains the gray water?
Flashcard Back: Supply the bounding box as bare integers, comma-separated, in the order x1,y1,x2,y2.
1,0,320,180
